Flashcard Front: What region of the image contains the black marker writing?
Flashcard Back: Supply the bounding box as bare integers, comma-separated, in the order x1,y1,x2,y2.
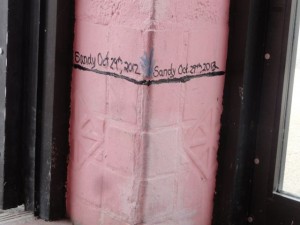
75,52,96,69
74,50,221,79
153,64,176,78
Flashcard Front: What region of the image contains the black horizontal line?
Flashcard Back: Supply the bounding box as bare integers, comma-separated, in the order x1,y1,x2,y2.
73,64,225,86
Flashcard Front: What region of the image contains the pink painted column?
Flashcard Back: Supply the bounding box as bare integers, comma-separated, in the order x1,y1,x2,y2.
67,1,230,225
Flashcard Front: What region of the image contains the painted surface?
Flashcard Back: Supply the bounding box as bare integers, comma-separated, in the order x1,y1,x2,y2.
67,0,230,225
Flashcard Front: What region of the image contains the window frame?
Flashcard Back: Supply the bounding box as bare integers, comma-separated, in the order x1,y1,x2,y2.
251,0,300,224
213,0,268,224
0,0,26,209
213,0,300,224
0,0,74,220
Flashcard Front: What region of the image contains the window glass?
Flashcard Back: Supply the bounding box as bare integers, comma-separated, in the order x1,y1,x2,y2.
282,27,300,197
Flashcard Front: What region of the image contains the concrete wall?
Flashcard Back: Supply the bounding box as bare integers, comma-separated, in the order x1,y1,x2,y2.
67,0,230,224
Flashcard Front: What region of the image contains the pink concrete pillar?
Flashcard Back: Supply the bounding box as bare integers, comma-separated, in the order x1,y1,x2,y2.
67,0,230,225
